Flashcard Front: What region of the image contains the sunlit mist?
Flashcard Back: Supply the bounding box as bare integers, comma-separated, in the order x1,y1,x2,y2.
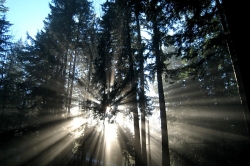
1,1,249,165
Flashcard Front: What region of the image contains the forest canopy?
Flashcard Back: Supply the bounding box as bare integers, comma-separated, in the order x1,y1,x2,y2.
0,0,249,166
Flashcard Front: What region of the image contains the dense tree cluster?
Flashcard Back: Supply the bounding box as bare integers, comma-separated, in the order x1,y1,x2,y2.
0,0,249,165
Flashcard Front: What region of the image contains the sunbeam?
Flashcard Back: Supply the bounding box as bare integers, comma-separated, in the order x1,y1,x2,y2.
1,0,250,165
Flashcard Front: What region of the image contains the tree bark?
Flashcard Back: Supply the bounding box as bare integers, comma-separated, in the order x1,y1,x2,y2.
152,14,171,166
68,51,77,113
126,2,142,165
147,117,152,166
218,0,250,138
135,8,148,166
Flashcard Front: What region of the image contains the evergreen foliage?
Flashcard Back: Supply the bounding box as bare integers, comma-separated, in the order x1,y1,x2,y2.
0,0,249,165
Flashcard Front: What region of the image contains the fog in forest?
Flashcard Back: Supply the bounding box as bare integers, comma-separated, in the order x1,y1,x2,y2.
0,0,249,166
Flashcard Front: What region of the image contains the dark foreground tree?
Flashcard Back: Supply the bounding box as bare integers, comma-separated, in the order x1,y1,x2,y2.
147,0,171,165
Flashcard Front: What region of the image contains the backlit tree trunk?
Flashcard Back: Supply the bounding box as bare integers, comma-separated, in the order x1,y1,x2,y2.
152,13,171,166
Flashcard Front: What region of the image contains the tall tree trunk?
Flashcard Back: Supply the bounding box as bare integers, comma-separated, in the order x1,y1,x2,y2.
87,20,95,111
68,51,77,113
87,49,93,111
125,2,142,165
217,0,250,139
67,51,72,113
147,117,152,166
62,48,68,110
152,15,171,166
81,141,87,165
135,8,147,166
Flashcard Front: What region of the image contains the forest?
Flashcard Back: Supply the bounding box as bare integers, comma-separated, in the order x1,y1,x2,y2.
0,0,249,165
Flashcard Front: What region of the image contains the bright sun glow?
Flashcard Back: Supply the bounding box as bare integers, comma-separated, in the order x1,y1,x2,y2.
70,106,80,116
104,122,117,142
103,119,118,165
106,106,111,112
